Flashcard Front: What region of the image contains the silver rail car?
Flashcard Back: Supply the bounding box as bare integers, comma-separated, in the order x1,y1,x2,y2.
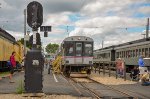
94,38,150,71
61,36,94,76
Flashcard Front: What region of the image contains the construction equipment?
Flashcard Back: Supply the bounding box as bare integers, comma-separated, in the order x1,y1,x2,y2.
52,56,62,73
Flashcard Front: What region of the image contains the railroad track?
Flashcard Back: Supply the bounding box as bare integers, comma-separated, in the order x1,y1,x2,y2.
70,77,134,99
87,77,150,99
78,82,101,99
62,74,149,99
61,74,100,98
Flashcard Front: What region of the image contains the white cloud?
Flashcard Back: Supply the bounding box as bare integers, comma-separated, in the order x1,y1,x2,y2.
70,16,147,49
75,16,146,28
43,12,73,26
94,32,143,49
0,0,15,10
70,16,146,35
138,6,150,15
81,0,149,17
7,30,24,40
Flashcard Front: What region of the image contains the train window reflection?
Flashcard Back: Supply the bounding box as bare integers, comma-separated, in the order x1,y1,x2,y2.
84,43,92,56
136,49,138,57
116,52,119,58
145,48,148,57
149,48,150,57
76,43,82,56
133,50,135,57
142,48,144,56
66,43,74,56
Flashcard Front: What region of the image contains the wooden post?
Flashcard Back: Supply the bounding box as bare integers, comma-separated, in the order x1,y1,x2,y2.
99,62,100,74
109,62,111,77
115,61,118,79
95,65,96,73
124,62,126,81
91,63,94,71
103,62,105,76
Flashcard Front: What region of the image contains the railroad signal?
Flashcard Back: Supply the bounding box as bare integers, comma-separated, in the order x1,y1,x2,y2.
27,1,43,30
40,26,51,32
40,26,51,37
29,33,41,46
25,1,44,93
44,31,48,37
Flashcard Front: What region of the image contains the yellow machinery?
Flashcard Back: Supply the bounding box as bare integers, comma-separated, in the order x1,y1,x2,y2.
52,56,62,73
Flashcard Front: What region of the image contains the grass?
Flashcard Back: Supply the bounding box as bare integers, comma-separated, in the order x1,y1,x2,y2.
0,72,10,77
16,80,25,94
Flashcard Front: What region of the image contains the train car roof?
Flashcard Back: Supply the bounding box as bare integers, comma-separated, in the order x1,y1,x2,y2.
95,37,150,51
115,37,150,47
94,46,115,52
63,36,93,42
0,28,16,43
114,37,150,49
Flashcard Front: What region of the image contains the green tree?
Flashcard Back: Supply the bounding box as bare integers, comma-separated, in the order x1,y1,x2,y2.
17,38,32,49
45,43,59,53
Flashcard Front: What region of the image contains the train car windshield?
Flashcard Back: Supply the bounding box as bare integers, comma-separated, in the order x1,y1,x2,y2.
65,42,74,56
76,43,82,56
84,43,93,56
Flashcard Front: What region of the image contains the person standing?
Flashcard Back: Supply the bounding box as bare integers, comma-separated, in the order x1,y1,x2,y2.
45,59,48,69
48,59,52,74
9,52,16,83
116,58,124,77
138,55,147,82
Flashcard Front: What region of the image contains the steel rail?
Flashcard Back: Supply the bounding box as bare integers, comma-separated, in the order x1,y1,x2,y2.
61,74,83,96
70,77,101,99
87,77,142,99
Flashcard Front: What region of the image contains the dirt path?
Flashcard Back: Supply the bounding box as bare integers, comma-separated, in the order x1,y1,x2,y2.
0,94,94,99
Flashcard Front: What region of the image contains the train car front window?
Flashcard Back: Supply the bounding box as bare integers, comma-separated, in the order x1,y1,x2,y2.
76,43,82,56
84,43,92,56
65,42,74,56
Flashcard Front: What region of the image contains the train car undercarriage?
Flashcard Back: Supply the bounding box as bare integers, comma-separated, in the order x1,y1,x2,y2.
62,65,92,77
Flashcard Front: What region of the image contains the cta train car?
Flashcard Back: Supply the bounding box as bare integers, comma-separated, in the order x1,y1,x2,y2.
61,36,94,76
94,37,150,71
0,28,24,71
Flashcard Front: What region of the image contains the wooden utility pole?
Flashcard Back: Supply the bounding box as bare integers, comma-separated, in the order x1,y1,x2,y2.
102,40,104,48
24,9,27,56
146,18,149,39
67,26,69,37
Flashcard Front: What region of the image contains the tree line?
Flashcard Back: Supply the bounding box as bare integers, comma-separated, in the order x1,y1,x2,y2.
17,38,59,54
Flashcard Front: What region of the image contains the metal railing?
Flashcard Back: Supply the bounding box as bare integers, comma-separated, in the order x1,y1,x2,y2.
93,61,127,81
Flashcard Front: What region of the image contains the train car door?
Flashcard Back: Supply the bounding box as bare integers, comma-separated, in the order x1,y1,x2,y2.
75,43,83,64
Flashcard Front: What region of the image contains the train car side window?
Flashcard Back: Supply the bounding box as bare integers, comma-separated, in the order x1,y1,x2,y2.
136,49,138,57
142,48,144,57
131,50,133,57
139,49,141,56
124,51,126,58
133,50,135,57
129,50,131,58
126,51,128,58
149,48,150,57
119,51,121,58
116,52,119,58
145,48,148,57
